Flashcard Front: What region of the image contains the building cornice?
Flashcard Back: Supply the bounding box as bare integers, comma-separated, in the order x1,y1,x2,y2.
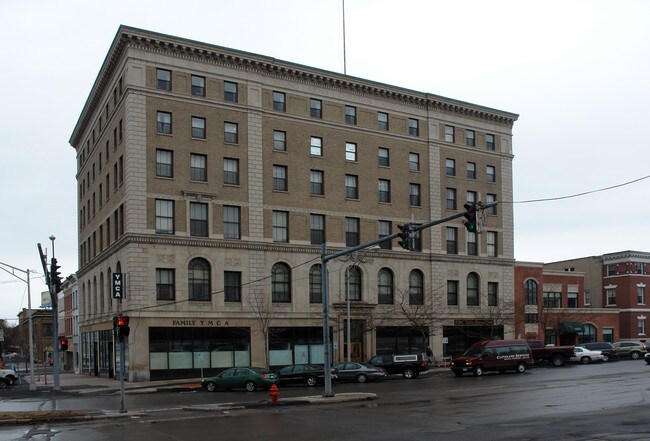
70,25,519,147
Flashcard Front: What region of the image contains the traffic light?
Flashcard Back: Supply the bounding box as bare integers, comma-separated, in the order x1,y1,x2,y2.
114,315,130,340
59,337,68,351
463,203,477,232
50,257,62,293
397,223,413,250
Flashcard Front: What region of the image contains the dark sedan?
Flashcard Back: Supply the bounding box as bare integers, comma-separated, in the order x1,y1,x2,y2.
333,362,387,383
202,367,279,392
275,364,337,387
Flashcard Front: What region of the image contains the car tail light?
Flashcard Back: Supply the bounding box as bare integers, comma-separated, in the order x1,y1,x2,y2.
642,343,647,350
260,374,267,379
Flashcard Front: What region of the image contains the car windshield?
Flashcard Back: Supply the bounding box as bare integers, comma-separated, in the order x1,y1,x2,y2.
463,347,484,357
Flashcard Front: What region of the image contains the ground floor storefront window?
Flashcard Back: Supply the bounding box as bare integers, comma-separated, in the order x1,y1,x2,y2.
81,330,123,378
443,325,504,358
269,326,328,368
375,326,427,355
149,327,250,380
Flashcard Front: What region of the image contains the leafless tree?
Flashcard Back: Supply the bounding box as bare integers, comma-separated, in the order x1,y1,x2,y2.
248,287,274,368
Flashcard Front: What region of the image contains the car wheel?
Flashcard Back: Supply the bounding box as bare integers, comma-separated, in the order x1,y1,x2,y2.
631,351,641,360
473,366,483,377
356,374,368,384
551,355,565,367
453,371,463,377
306,376,318,387
0,379,7,390
245,381,256,392
646,358,650,365
580,356,591,364
602,354,609,362
402,368,415,379
516,363,526,374
204,382,217,392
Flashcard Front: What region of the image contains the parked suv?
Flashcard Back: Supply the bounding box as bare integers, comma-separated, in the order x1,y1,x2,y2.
368,353,428,379
582,342,619,361
0,369,17,389
613,341,647,359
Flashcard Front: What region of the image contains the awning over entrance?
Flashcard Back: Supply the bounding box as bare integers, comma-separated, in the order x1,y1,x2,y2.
561,322,584,333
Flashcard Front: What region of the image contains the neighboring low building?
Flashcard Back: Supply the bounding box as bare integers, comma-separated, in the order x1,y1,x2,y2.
17,308,54,365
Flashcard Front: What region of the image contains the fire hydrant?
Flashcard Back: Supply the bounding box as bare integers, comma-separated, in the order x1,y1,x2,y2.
269,384,280,404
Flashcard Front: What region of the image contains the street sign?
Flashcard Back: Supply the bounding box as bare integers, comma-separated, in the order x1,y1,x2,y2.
112,273,124,299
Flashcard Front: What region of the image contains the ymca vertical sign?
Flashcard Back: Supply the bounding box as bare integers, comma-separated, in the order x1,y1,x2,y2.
112,273,124,299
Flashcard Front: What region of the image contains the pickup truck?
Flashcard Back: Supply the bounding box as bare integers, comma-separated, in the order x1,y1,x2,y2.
368,353,428,379
527,340,575,366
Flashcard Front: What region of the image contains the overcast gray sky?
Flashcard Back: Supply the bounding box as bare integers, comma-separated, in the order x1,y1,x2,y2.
1,0,649,324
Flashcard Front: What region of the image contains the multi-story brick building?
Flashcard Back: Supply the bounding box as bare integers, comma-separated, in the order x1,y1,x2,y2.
69,26,518,381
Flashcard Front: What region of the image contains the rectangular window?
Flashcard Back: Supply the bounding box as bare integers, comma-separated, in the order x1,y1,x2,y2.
224,81,238,102
525,313,538,324
446,188,457,210
408,118,419,136
310,214,325,245
273,165,288,191
191,75,205,96
445,125,455,142
273,91,286,111
585,289,591,306
345,217,360,247
378,147,390,167
446,227,458,254
409,153,420,172
273,130,286,151
486,193,497,215
466,191,477,204
190,202,208,237
310,170,324,195
488,282,498,306
156,149,173,177
157,111,172,134
272,210,289,243
345,105,356,125
607,265,616,276
486,133,495,150
378,112,389,130
191,116,206,139
467,162,476,179
378,220,391,250
156,68,171,91
224,271,242,302
447,281,459,306
345,142,357,161
446,158,455,176
190,154,207,181
310,98,322,118
487,231,497,257
223,205,241,239
467,231,477,256
466,129,475,146
606,288,616,306
378,179,391,203
223,158,239,185
409,183,421,206
543,291,562,308
310,136,322,156
638,286,645,304
568,292,578,308
345,174,358,199
486,165,496,183
155,199,174,234
638,318,645,335
224,122,238,143
156,269,175,300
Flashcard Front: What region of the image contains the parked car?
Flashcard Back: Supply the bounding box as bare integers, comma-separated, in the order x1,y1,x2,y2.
582,342,619,361
613,341,647,359
368,353,428,379
201,367,279,392
645,352,650,365
275,364,337,387
570,346,605,364
332,362,387,383
527,340,574,366
0,369,17,385
451,339,533,377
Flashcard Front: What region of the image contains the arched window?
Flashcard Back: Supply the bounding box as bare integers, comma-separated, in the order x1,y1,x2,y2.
309,264,322,303
347,266,362,301
189,258,211,301
99,272,105,313
272,262,291,303
378,268,394,304
525,279,538,305
409,269,424,305
467,272,479,306
579,323,597,345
